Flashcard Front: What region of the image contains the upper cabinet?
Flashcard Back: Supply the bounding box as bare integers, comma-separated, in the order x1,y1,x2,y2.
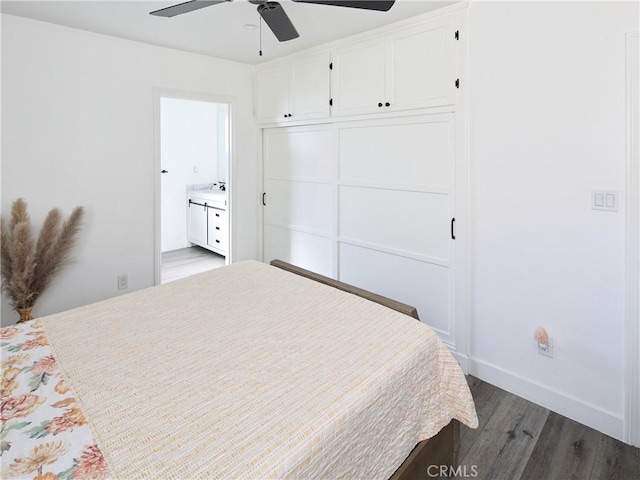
256,52,331,125
331,16,457,117
254,12,460,124
330,40,387,117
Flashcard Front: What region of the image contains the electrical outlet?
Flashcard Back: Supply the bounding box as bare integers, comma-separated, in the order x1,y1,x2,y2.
538,338,554,358
117,274,128,290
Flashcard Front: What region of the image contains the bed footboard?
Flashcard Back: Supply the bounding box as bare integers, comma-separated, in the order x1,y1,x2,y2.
269,260,419,320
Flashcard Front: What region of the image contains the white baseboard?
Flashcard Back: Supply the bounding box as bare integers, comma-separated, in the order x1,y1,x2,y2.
468,358,624,442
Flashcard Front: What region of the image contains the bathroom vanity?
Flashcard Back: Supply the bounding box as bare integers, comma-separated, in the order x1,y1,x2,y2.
188,188,227,256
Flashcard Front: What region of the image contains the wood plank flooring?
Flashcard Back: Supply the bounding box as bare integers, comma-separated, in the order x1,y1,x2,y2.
161,246,225,284
460,376,640,480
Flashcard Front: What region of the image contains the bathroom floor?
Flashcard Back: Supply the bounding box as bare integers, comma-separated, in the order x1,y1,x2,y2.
161,246,225,284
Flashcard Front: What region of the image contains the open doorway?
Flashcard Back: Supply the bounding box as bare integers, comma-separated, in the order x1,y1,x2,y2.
154,92,232,284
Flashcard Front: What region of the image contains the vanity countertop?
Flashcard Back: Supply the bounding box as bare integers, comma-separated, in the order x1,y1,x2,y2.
188,187,227,208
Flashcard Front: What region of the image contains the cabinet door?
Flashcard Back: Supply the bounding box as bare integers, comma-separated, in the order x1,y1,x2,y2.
331,40,386,117
256,65,291,124
290,52,330,122
207,208,227,254
188,200,207,247
386,18,455,111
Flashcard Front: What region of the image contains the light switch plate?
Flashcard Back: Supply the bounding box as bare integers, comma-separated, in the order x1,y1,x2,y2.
592,190,619,212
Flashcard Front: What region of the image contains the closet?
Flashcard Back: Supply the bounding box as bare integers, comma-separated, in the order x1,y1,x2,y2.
258,7,466,350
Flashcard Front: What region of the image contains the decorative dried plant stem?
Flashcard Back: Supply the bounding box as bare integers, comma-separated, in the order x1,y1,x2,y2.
32,207,84,300
8,221,36,310
0,218,13,287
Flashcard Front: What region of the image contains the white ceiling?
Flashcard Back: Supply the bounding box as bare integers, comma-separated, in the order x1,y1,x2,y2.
1,0,460,64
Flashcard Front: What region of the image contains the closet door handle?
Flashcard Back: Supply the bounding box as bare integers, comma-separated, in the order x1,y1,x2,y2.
378,102,383,108
451,218,456,240
385,102,390,107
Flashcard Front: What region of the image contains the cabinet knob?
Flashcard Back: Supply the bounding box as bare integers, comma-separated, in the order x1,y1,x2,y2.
378,102,383,108
385,102,390,107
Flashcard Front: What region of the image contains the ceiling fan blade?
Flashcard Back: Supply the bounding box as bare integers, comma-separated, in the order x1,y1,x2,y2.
258,2,299,42
150,0,230,18
291,0,395,11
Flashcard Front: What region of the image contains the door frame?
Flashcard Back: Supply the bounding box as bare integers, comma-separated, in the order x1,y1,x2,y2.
625,31,640,447
152,88,236,285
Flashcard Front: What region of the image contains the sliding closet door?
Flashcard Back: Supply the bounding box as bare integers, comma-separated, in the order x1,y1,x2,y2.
263,126,336,277
262,115,457,344
336,114,456,341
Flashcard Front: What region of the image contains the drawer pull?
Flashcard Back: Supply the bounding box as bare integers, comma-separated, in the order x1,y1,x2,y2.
215,227,220,230
215,213,220,217
215,240,220,244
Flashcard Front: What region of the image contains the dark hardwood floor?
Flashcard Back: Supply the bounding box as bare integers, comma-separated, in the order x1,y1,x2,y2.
460,376,640,480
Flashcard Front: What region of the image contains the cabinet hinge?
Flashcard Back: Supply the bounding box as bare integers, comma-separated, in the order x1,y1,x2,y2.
329,62,333,70
329,98,333,106
455,30,459,40
455,78,460,89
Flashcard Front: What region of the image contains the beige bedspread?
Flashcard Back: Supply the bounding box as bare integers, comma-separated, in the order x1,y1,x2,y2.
40,260,477,479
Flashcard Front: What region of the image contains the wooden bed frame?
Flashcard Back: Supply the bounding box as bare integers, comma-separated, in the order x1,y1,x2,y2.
270,260,459,480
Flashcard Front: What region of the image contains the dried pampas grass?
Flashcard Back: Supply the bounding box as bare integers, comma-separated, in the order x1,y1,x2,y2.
0,198,85,314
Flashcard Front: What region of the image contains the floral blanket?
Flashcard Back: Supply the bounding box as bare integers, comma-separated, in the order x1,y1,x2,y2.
1,320,110,480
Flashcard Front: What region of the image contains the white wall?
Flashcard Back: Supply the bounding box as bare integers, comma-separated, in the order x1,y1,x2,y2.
1,14,259,325
160,97,220,252
468,0,638,440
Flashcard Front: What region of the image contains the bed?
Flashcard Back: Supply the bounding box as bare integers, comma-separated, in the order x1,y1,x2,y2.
1,260,477,479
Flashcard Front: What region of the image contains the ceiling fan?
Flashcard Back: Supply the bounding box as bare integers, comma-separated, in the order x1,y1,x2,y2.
150,0,396,42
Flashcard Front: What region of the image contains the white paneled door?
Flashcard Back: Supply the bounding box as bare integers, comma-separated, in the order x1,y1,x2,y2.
263,114,459,345
263,126,336,278
337,115,456,342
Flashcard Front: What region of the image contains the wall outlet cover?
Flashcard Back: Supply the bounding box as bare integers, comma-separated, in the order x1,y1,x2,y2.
117,274,128,290
538,338,554,358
